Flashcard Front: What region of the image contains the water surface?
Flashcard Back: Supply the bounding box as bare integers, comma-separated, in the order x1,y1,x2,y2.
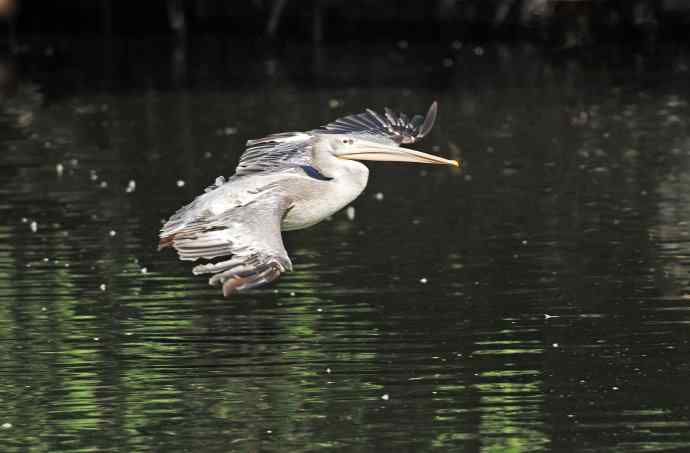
1,38,690,452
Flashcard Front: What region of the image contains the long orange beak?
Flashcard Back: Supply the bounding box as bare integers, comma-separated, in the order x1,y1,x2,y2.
337,141,459,167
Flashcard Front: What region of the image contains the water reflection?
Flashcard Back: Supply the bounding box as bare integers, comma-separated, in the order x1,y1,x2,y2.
1,39,690,452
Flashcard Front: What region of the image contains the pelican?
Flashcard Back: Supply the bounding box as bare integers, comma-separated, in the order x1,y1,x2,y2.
159,102,458,296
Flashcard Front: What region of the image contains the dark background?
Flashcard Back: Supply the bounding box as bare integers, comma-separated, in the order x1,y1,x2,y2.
2,0,690,44
2,1,690,453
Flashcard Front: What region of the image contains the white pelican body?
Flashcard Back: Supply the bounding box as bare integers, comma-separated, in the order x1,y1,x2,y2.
159,102,458,296
282,156,369,230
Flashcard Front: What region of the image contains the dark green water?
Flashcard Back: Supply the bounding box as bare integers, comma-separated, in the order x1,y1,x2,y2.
1,38,690,452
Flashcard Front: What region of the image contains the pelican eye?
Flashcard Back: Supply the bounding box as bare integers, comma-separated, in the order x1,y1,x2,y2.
341,138,354,145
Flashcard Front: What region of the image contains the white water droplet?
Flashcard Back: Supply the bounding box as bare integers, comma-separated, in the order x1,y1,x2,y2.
30,221,37,233
381,394,390,401
176,180,186,187
374,192,384,201
55,163,64,176
345,206,355,221
100,283,107,291
126,180,136,193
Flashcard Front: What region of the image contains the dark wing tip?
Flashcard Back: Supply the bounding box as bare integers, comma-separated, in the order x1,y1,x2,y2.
318,101,439,144
221,262,283,297
211,259,286,297
158,235,174,251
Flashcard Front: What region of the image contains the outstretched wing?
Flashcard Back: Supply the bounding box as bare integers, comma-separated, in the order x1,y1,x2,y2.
235,132,314,176
234,102,436,175
159,190,293,297
317,101,438,144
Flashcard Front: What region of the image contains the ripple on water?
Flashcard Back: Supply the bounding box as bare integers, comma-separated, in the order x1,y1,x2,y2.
2,42,690,452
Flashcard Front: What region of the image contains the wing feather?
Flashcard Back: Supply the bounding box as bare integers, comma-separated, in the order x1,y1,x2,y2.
319,101,438,144
160,190,294,296
232,102,437,176
234,132,314,176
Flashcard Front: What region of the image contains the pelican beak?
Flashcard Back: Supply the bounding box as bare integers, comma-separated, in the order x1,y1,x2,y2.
337,141,460,167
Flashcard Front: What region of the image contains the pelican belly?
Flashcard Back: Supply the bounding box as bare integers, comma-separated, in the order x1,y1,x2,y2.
282,164,369,231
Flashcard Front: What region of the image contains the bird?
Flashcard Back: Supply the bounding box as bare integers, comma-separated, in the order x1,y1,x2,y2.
159,102,459,297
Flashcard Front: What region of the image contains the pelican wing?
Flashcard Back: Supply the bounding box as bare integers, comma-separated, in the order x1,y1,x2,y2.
317,101,438,144
159,189,293,296
235,132,314,176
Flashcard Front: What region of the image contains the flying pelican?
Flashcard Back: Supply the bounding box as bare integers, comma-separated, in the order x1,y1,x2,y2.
159,102,458,296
